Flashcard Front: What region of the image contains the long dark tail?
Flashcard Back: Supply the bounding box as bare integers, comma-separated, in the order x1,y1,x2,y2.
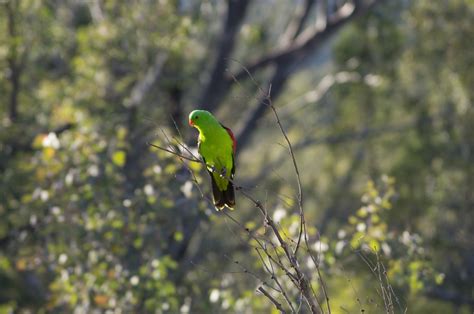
209,172,235,210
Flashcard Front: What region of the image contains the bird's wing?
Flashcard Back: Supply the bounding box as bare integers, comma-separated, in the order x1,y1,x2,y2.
221,124,236,154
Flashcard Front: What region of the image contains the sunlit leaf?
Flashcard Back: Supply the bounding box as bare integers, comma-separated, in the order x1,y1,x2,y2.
112,151,126,167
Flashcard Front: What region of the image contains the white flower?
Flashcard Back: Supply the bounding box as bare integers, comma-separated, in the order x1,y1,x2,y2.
42,132,60,149
151,259,160,268
335,241,346,255
306,256,316,270
364,74,382,87
337,229,347,239
65,170,74,185
180,181,193,198
381,243,392,256
356,223,366,232
58,253,68,264
180,303,190,313
209,289,220,303
40,190,49,201
222,299,230,309
273,208,287,223
401,231,411,245
314,241,328,253
130,276,139,286
144,184,154,196
153,165,162,174
88,165,99,177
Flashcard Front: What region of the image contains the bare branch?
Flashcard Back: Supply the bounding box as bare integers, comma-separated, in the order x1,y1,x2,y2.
147,142,202,163
255,248,296,312
237,188,322,313
263,95,305,257
224,254,281,294
258,286,287,314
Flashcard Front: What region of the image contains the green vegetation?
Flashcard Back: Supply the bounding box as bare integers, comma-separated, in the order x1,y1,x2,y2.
1,0,472,313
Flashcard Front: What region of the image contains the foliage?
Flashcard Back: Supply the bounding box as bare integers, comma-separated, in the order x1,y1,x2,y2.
1,0,473,313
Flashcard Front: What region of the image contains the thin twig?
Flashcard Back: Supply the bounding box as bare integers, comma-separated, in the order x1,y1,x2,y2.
223,254,281,294
147,142,201,163
265,98,305,257
258,286,287,314
256,248,296,312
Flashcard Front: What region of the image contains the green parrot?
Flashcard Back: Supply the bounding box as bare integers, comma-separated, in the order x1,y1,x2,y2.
188,110,236,210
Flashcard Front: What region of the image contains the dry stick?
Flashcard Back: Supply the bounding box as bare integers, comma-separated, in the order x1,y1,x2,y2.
223,211,299,288
222,211,273,245
265,95,330,312
148,130,209,203
255,247,297,313
266,96,306,257
220,212,292,297
280,227,325,311
305,235,331,313
376,252,391,313
222,254,281,294
380,260,405,313
354,248,387,311
238,189,322,313
160,128,201,162
223,212,297,312
224,208,308,312
258,286,287,314
275,224,321,309
148,142,201,163
375,250,395,314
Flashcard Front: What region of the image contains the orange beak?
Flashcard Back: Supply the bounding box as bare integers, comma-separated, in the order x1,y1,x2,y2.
188,119,194,126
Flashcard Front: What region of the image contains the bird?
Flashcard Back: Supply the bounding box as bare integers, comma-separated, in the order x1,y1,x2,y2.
188,110,236,210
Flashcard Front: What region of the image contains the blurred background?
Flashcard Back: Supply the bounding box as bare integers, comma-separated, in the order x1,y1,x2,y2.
1,0,473,313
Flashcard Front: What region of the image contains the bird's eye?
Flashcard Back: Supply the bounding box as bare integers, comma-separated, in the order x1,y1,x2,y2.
195,116,199,119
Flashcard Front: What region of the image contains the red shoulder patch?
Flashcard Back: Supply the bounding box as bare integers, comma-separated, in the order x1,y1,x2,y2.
222,125,236,154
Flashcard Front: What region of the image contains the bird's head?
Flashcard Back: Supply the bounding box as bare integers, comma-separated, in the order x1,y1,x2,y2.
188,110,214,129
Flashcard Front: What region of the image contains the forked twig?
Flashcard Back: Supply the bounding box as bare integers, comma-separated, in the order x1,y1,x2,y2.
147,142,201,163
258,286,287,314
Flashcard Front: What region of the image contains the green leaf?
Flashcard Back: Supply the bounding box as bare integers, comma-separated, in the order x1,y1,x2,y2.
112,151,126,167
174,232,183,242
